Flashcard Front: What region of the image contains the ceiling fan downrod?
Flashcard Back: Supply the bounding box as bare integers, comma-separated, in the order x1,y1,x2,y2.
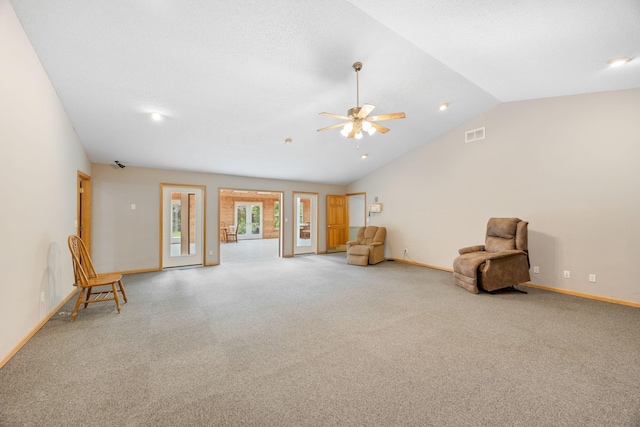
353,62,362,108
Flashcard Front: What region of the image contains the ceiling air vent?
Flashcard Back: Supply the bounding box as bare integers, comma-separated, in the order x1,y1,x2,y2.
465,127,485,143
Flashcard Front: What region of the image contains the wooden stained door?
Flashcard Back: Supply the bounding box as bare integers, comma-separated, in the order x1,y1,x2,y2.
326,194,348,253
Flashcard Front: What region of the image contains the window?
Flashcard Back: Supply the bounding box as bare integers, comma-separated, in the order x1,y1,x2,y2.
274,201,280,229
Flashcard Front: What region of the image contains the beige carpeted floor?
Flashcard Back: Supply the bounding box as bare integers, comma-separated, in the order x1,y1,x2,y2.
1,253,639,426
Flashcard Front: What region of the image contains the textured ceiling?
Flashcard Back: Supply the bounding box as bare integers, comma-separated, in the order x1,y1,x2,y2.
9,0,640,185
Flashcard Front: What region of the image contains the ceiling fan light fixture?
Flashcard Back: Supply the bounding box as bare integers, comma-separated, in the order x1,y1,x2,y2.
317,61,405,138
607,56,632,67
341,122,353,136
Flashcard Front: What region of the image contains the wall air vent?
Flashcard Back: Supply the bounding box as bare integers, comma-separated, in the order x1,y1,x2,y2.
465,127,485,143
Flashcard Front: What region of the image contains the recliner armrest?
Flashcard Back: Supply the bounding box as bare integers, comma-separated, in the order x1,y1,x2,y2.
484,250,524,260
458,245,484,255
368,242,383,247
346,241,358,248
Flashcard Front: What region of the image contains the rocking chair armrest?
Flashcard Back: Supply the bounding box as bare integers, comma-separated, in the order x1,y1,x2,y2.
458,245,485,255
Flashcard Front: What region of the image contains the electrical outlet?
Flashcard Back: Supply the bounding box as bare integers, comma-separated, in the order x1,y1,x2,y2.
563,270,571,279
40,292,45,303
209,250,213,256
533,266,540,274
589,274,596,283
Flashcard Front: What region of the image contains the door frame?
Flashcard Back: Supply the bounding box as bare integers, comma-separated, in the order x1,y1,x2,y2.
160,183,206,269
292,192,318,255
77,171,92,253
326,194,348,253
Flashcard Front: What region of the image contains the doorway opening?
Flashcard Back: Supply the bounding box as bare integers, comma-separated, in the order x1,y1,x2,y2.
219,189,283,263
293,192,318,255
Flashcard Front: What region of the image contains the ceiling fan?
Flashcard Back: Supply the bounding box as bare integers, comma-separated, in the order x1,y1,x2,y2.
317,61,405,139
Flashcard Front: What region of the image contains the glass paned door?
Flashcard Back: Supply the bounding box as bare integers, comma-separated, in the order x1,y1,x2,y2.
162,185,204,268
251,205,261,236
293,193,317,255
234,202,263,239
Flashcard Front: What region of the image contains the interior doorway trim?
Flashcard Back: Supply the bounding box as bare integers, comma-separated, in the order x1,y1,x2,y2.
159,183,207,269
292,192,319,255
77,171,92,253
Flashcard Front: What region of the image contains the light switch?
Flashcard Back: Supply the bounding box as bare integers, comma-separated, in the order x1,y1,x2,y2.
131,204,136,210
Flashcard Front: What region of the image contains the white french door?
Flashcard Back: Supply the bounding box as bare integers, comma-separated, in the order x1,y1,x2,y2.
235,202,263,240
293,193,317,255
162,185,204,268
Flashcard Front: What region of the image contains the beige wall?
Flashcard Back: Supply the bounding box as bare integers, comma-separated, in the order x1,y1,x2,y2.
91,164,346,272
0,1,91,362
348,88,640,303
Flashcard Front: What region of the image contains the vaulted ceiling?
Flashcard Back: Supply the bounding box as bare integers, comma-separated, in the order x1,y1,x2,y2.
10,0,640,185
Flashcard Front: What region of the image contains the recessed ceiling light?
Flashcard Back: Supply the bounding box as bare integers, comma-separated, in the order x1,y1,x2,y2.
150,112,163,121
607,57,632,67
284,138,292,144
361,153,368,159
439,103,449,111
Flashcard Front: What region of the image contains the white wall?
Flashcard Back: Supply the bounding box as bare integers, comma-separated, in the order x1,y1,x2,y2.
0,0,91,362
91,163,346,272
348,88,640,303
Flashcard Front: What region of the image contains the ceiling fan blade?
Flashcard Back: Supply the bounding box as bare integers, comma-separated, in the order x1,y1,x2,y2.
317,122,348,132
356,104,375,118
370,122,390,133
368,112,405,122
320,112,351,120
347,126,357,138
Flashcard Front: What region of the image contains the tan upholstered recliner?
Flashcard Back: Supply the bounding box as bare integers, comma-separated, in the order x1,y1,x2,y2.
453,218,530,294
347,226,386,266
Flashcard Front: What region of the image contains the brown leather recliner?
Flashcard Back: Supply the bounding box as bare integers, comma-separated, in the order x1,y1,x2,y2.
347,226,386,266
453,218,530,293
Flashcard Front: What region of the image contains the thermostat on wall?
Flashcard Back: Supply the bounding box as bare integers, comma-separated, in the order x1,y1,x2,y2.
369,203,382,213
